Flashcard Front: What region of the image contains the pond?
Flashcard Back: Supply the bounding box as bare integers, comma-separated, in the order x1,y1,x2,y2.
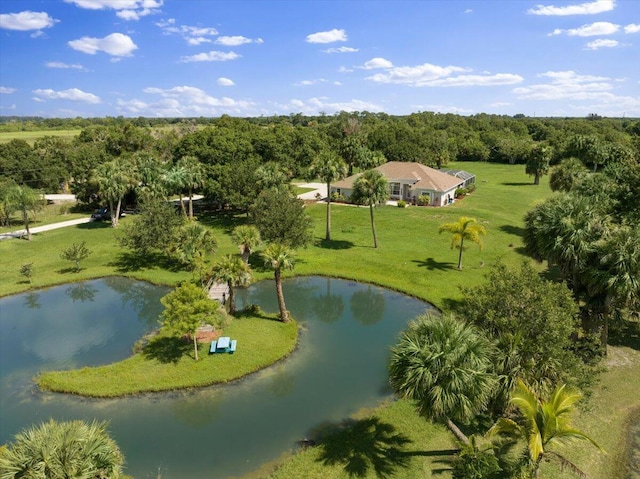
0,276,434,478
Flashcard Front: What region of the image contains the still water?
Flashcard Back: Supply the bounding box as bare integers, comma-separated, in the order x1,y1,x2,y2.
0,276,433,478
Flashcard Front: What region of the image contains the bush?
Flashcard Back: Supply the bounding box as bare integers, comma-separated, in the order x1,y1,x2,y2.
467,183,477,193
417,194,430,206
455,188,468,198
330,192,345,202
397,200,407,208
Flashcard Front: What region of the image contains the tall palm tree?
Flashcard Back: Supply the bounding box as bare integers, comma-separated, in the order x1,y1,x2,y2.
209,255,251,314
261,242,295,322
308,151,348,241
171,222,217,270
94,159,131,228
489,379,602,478
438,216,487,270
177,155,206,220
232,224,262,264
388,313,497,445
352,169,389,248
7,185,44,241
164,163,189,217
0,419,124,479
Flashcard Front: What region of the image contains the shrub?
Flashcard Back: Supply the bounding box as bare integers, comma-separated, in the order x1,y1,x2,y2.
467,183,477,193
397,200,407,208
330,192,345,202
455,188,468,198
417,194,430,206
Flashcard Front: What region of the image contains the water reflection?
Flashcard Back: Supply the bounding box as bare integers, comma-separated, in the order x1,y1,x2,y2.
23,292,41,309
312,277,345,324
65,283,97,303
351,286,386,326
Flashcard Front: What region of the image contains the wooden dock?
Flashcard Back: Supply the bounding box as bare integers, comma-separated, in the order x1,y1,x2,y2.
208,282,230,303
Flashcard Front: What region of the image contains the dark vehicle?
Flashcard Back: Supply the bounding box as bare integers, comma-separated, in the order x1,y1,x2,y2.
91,207,125,221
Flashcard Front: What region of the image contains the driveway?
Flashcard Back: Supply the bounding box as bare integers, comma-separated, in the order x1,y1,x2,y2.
0,218,92,241
296,182,327,201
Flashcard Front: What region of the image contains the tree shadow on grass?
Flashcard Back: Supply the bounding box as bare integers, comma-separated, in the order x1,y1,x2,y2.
412,257,456,271
143,336,191,364
109,251,181,273
609,318,640,350
196,210,249,235
501,182,535,186
316,238,355,250
499,224,525,237
311,417,438,478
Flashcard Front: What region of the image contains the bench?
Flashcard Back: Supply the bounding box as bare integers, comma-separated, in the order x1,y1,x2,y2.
209,340,217,354
228,340,237,354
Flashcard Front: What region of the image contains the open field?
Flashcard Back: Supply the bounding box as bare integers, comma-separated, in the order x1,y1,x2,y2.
0,129,81,144
1,161,637,479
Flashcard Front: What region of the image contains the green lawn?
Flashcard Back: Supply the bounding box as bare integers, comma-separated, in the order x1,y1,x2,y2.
38,314,298,397
0,129,81,144
1,161,637,479
0,202,88,235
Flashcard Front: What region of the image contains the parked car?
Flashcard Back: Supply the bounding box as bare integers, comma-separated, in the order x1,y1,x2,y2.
91,207,125,221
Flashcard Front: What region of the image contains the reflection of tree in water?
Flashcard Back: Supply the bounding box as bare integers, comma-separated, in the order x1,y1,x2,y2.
65,284,98,303
170,389,223,428
238,278,318,320
103,277,169,328
312,277,345,324
23,292,41,309
350,287,386,326
268,364,296,398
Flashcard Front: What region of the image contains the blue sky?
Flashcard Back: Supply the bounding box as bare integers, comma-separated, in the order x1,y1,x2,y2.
0,0,638,118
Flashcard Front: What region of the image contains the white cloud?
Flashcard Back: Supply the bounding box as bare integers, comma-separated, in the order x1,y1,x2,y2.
306,28,347,44
46,61,87,70
118,85,256,116
464,9,473,14
364,59,523,87
275,97,383,114
625,23,640,34
413,104,475,114
215,35,263,46
156,20,220,45
0,11,58,31
338,66,354,73
0,87,16,94
0,103,16,110
32,88,101,104
549,21,620,36
217,77,235,86
324,46,359,54
64,0,162,20
513,70,614,100
294,79,328,86
489,102,512,107
179,50,240,62
361,57,394,69
585,38,620,49
528,0,615,16
68,33,138,57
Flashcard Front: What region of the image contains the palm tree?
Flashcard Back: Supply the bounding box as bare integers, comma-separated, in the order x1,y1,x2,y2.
308,151,348,241
261,242,295,322
164,163,189,217
352,169,389,248
388,313,497,445
209,255,251,314
171,222,217,270
7,185,44,241
489,379,602,478
0,419,124,478
438,216,487,270
94,159,131,228
255,161,290,192
232,225,262,264
177,155,206,220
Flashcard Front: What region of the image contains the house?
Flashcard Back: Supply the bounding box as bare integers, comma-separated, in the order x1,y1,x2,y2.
331,161,474,207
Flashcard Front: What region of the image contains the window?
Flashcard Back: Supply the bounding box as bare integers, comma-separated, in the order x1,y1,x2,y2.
388,182,400,197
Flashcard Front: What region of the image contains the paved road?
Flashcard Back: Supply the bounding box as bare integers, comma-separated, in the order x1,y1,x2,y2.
0,217,92,241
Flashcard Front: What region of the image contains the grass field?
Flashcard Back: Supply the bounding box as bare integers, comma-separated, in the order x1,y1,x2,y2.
0,202,88,235
0,129,81,144
0,161,637,479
